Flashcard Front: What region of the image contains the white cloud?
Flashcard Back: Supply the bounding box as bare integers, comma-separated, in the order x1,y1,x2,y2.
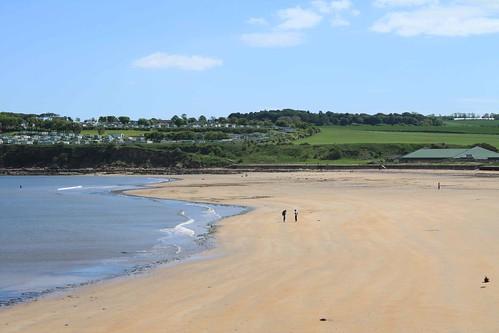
313,0,353,13
373,0,438,7
371,2,499,36
331,0,354,11
242,1,359,48
331,17,352,26
312,0,354,15
311,0,357,27
133,53,223,71
247,17,269,26
460,1,499,10
312,0,332,13
277,6,323,30
241,32,304,47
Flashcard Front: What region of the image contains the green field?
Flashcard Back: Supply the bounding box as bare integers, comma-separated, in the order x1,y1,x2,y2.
329,123,499,135
80,129,150,136
444,120,499,127
297,126,499,147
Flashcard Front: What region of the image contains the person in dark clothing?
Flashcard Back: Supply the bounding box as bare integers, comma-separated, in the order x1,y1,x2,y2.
282,210,287,223
294,209,298,222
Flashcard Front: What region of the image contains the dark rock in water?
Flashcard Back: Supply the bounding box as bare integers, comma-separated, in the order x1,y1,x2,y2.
320,318,327,322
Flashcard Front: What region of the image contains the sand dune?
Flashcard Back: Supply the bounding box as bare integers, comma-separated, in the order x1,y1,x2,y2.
2,170,499,332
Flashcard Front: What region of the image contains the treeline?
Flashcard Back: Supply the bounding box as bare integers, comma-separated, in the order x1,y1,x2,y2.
0,112,81,133
228,109,443,127
2,109,447,134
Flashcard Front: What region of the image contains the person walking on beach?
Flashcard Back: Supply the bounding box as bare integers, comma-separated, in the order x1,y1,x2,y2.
294,209,298,222
282,210,287,223
438,182,441,190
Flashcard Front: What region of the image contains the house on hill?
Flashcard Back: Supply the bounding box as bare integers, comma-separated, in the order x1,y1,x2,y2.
402,146,499,162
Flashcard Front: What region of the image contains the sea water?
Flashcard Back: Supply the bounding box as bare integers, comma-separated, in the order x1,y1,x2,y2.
0,176,245,306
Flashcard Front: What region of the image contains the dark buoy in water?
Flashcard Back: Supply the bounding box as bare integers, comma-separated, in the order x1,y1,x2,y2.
483,276,490,283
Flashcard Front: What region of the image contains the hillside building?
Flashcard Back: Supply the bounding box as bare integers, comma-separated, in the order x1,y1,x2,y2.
402,146,499,162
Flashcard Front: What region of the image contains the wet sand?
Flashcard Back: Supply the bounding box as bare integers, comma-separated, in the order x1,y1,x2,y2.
2,170,499,332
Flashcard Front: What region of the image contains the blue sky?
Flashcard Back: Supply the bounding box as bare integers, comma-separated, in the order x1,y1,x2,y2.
1,0,499,119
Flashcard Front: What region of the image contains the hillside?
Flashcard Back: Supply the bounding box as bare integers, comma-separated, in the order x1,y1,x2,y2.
297,124,499,147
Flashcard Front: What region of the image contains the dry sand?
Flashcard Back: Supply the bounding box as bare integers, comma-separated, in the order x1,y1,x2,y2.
1,170,499,332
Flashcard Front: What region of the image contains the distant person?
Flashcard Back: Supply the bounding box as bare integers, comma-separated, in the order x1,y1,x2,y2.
438,182,441,190
282,210,287,223
19,185,22,189
484,276,490,283
294,209,299,222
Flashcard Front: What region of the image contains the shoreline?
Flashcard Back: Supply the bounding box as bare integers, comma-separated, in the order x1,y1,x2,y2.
2,170,499,332
0,176,248,308
1,163,499,176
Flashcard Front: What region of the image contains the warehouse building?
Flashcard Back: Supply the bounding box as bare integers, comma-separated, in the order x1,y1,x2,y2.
402,146,499,162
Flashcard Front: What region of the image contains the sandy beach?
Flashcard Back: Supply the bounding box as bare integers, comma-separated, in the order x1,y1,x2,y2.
1,170,499,332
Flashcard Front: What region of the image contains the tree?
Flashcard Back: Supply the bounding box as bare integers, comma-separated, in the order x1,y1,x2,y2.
118,116,130,124
276,116,292,127
138,118,150,126
106,116,118,123
0,113,22,131
198,115,207,125
171,115,186,127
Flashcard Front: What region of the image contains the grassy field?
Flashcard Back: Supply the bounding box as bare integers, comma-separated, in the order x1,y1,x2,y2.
444,120,499,127
80,129,151,136
297,126,499,147
333,123,499,135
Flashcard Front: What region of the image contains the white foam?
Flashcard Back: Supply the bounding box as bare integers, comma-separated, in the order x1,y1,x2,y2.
160,217,196,238
57,186,83,191
151,243,183,255
57,185,120,192
174,219,196,237
186,203,222,219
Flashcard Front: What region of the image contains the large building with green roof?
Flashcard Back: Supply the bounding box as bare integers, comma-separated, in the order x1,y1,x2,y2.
402,146,499,162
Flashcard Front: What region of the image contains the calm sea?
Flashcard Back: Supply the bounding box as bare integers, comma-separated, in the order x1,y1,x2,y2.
0,176,245,306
